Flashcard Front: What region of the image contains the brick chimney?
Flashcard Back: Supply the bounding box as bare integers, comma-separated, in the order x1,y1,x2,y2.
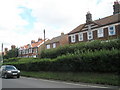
86,11,92,23
113,0,120,14
38,38,42,42
31,40,35,44
5,48,8,52
11,45,16,50
4,48,8,55
61,32,64,36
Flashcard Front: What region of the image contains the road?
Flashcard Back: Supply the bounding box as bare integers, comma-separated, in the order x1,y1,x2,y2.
1,77,118,90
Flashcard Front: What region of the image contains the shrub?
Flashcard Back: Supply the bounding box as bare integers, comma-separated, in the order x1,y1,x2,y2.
4,49,120,73
41,39,120,59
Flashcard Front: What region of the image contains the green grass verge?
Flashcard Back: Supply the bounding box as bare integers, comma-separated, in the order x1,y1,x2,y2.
21,71,119,86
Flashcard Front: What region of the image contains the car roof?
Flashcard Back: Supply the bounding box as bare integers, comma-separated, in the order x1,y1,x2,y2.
2,65,14,67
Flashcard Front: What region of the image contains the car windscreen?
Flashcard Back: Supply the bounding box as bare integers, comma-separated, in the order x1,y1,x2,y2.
5,66,17,70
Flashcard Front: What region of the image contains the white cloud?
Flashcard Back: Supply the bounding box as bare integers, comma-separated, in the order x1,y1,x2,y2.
0,0,116,51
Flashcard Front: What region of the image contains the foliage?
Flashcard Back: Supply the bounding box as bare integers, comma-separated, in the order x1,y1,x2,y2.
4,49,120,73
4,39,120,73
40,39,120,59
3,48,18,59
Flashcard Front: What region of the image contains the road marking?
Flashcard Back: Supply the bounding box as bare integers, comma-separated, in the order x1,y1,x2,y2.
21,77,116,89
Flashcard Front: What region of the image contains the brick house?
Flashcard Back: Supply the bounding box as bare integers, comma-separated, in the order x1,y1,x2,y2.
68,1,120,44
18,38,44,58
45,33,69,49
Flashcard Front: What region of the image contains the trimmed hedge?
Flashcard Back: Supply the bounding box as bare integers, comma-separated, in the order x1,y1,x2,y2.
4,49,120,73
40,39,120,59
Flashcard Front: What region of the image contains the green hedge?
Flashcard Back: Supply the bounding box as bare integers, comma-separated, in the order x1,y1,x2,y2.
4,49,120,73
40,39,120,59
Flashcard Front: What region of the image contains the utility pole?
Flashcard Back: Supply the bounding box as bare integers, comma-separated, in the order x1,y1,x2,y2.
44,29,45,46
2,43,3,54
1,43,3,64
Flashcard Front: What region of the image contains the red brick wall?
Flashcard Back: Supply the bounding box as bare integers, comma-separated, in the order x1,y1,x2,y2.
93,30,97,40
60,35,69,45
83,33,87,41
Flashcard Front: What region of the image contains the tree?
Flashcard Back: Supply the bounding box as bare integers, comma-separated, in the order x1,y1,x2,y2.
3,48,18,59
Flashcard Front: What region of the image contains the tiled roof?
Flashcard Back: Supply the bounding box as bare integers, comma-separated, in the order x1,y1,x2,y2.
45,34,67,44
68,24,85,35
31,40,44,47
95,14,120,26
68,13,120,34
19,40,44,50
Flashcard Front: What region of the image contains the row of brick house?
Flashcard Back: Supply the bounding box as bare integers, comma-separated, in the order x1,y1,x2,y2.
18,33,68,57
18,38,45,58
18,1,120,58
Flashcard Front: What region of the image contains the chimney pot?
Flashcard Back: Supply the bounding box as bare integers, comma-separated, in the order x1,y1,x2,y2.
31,40,35,44
38,38,42,42
113,0,120,14
86,12,92,23
61,32,64,36
11,45,16,50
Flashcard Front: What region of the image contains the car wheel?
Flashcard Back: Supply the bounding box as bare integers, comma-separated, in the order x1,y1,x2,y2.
4,74,8,79
17,75,20,78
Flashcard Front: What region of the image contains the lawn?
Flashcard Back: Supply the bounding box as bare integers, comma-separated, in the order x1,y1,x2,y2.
21,71,119,86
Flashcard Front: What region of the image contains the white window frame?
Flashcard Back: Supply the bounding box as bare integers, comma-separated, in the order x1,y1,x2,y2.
29,49,31,53
30,48,32,53
22,50,25,54
19,50,21,55
46,44,50,49
98,28,104,38
78,32,83,41
53,43,56,48
108,25,116,36
71,34,76,43
36,48,38,53
26,49,28,54
87,31,93,40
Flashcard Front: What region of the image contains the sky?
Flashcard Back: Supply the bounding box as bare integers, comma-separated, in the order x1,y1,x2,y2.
0,0,116,51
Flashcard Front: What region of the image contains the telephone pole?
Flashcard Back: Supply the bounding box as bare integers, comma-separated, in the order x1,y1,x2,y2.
44,29,45,45
43,29,46,50
1,43,3,64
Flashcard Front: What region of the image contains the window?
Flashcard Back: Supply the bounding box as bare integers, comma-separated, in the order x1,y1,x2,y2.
98,28,104,38
26,49,28,54
71,34,76,43
19,50,21,55
53,43,56,48
29,48,32,53
46,44,50,49
22,50,25,54
108,25,115,36
78,33,83,41
36,48,38,53
87,31,93,40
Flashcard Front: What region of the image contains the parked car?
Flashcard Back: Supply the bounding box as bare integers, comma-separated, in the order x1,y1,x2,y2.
0,65,20,79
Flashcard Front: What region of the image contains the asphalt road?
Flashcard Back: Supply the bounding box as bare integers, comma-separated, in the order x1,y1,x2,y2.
1,77,118,90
